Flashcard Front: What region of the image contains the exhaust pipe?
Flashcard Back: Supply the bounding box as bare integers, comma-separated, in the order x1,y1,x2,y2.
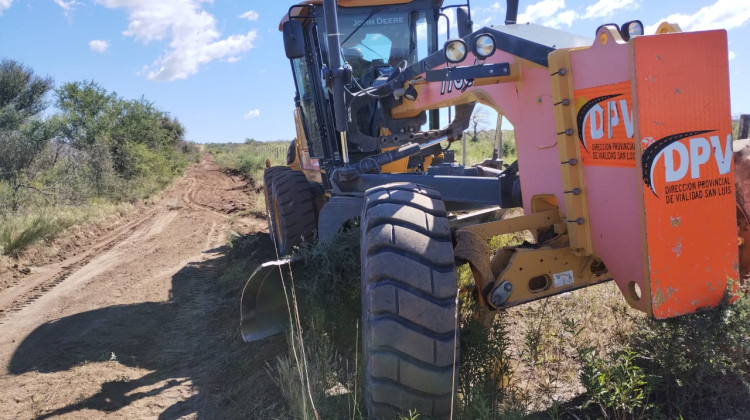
505,0,519,24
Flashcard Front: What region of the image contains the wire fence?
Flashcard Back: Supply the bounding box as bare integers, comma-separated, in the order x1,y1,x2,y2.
258,144,289,165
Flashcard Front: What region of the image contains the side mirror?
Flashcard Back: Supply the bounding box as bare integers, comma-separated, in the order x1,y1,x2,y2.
283,20,305,59
457,7,472,37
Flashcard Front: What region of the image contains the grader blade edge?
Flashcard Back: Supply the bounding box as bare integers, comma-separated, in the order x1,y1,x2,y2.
240,257,302,342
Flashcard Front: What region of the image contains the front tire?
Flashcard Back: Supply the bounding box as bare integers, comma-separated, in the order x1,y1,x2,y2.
360,183,459,419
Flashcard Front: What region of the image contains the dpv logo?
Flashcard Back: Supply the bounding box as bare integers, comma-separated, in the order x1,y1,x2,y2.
577,94,635,151
642,130,733,196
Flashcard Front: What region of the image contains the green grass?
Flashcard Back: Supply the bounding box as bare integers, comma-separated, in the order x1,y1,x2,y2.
620,284,750,419
0,214,66,257
207,131,515,187
0,201,132,256
257,226,750,419
208,141,289,185
221,127,750,419
449,129,517,166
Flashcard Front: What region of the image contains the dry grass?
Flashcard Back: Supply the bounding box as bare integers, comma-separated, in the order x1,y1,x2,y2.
207,141,288,185
218,130,750,419
255,226,750,419
503,282,641,414
0,201,133,257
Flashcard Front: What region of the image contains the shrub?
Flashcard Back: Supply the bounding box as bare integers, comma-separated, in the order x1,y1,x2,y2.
458,300,518,419
579,347,652,419
626,285,750,419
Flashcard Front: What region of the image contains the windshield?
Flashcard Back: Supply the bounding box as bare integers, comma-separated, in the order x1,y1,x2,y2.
336,9,435,87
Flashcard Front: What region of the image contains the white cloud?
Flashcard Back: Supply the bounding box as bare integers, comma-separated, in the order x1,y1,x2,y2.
474,2,504,27
441,8,455,36
555,10,578,27
646,0,750,34
0,0,13,16
418,7,453,41
244,109,260,120
239,10,258,21
729,50,736,60
53,0,80,15
89,39,110,52
0,0,80,15
517,0,577,28
518,0,565,23
95,0,258,81
583,0,638,19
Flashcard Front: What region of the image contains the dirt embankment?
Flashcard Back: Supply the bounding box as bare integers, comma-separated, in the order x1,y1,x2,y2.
0,155,285,419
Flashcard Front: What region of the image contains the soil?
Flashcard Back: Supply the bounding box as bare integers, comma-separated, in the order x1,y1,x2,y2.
0,155,286,419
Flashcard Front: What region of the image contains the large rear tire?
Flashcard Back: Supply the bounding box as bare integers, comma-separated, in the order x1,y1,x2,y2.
286,139,297,165
735,140,750,279
269,169,317,255
263,166,290,248
360,183,459,419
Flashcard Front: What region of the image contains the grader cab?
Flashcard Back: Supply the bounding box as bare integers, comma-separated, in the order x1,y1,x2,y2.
241,0,745,418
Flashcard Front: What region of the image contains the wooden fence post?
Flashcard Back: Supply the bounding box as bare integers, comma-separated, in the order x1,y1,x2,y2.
740,114,750,140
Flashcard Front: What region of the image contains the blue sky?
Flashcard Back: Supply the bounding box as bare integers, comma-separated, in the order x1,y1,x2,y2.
0,0,748,143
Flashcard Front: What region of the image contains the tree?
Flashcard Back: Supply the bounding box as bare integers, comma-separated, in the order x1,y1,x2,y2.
109,98,185,180
470,106,490,142
55,80,118,151
56,81,127,195
0,59,53,121
0,59,56,212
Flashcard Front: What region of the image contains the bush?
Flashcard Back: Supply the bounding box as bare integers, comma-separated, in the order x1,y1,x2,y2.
458,301,518,419
571,284,750,419
626,285,750,419
579,347,652,419
0,61,195,250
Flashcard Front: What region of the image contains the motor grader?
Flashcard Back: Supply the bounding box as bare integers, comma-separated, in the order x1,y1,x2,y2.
241,0,747,418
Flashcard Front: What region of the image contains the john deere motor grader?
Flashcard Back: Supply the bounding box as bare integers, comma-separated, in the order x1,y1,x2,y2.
241,0,748,417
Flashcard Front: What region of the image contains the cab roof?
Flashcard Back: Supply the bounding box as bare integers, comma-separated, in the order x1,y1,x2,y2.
279,0,442,30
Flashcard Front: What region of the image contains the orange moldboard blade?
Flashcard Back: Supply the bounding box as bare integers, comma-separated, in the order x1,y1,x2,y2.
633,30,738,319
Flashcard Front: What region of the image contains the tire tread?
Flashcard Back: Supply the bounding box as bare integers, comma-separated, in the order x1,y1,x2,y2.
361,183,458,419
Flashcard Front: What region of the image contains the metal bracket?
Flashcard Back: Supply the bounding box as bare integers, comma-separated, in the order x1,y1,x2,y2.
425,63,511,82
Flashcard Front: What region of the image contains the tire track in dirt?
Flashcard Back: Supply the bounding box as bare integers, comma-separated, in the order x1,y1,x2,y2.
0,212,157,325
0,155,260,329
0,155,273,420
182,176,234,220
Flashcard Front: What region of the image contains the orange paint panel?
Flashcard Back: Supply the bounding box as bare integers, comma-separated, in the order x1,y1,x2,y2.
575,82,636,167
633,30,738,318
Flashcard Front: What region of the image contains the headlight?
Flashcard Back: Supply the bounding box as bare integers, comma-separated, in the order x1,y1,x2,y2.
473,34,496,59
444,39,467,64
620,20,644,40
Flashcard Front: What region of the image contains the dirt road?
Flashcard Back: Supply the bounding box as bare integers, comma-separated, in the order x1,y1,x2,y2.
0,156,285,419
